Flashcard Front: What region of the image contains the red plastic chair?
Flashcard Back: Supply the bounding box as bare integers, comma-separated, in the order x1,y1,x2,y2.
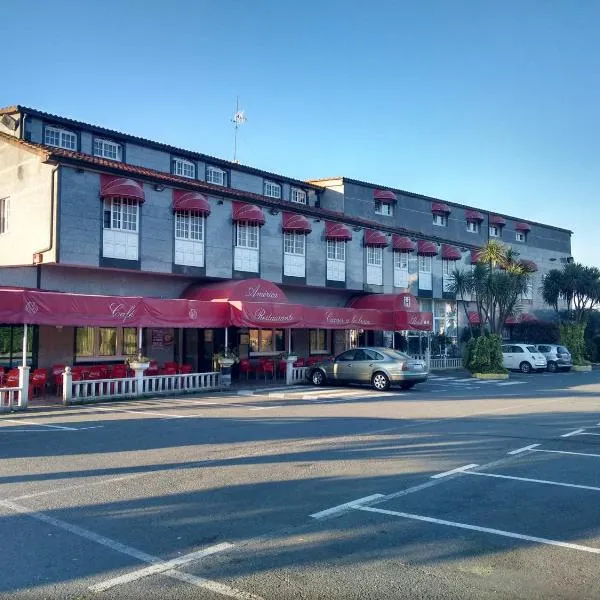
160,366,178,376
111,365,128,379
179,364,193,374
257,359,275,381
5,373,19,387
87,367,104,380
293,357,305,368
306,357,321,367
238,359,254,381
278,360,287,378
164,361,178,371
30,369,48,397
145,360,159,376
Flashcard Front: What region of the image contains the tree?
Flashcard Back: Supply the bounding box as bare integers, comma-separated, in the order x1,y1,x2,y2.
447,267,474,337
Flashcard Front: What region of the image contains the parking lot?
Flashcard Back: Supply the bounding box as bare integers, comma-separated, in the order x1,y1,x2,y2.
1,369,599,599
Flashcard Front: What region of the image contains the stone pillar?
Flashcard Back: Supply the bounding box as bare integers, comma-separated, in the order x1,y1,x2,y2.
132,366,147,397
62,366,72,406
17,366,30,409
285,356,298,386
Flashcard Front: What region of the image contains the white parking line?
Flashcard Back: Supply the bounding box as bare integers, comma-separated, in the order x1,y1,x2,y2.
310,494,385,519
508,444,540,455
561,428,585,438
355,506,600,554
0,419,78,431
89,542,234,592
431,464,478,479
465,470,600,492
531,448,600,459
497,381,526,386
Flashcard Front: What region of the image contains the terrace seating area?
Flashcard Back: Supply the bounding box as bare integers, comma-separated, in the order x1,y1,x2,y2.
238,356,332,381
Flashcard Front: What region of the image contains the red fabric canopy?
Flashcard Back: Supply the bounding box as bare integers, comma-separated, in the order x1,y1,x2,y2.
364,229,388,247
471,249,482,263
373,189,397,203
392,235,415,252
489,215,506,226
348,293,433,331
325,221,352,241
100,175,144,203
142,298,229,328
282,212,312,233
301,306,394,330
232,201,265,225
172,190,211,215
468,311,481,325
515,222,531,232
465,209,484,221
417,240,438,256
229,302,304,328
441,244,462,261
184,278,288,303
432,202,451,214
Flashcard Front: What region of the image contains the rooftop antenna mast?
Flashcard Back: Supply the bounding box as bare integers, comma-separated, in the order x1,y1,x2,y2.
231,96,247,163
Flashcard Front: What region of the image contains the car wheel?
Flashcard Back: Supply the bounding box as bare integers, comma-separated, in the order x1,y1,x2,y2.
547,361,558,373
311,369,326,386
400,382,415,390
520,361,532,374
372,372,390,391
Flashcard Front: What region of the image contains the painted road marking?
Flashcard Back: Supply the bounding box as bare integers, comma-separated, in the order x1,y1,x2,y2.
355,506,600,554
531,448,600,459
310,494,385,519
508,444,541,455
562,428,585,438
497,381,526,386
89,542,234,592
83,405,189,419
431,464,478,479
0,419,78,431
465,470,600,492
0,499,263,600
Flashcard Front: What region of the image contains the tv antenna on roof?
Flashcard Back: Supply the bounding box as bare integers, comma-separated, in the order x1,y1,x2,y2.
231,96,247,163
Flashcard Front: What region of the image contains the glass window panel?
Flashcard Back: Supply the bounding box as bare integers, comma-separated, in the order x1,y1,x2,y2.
249,329,259,353
275,329,284,351
123,328,138,356
98,328,117,356
259,330,273,352
76,327,94,357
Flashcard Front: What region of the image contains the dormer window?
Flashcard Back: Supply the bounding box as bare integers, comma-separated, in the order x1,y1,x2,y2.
44,125,77,150
264,181,281,199
206,165,226,186
173,158,196,179
290,187,307,204
433,213,448,227
375,200,393,216
94,138,122,161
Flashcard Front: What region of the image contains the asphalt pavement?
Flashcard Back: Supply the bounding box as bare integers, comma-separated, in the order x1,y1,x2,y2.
1,369,599,599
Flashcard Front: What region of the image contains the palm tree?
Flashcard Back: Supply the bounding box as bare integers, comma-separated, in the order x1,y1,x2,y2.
447,267,474,336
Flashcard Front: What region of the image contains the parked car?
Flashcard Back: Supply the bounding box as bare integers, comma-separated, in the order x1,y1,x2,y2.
535,344,572,372
501,343,547,373
307,347,428,391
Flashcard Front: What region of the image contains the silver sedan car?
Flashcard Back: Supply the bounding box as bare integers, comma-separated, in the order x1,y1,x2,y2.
308,347,428,391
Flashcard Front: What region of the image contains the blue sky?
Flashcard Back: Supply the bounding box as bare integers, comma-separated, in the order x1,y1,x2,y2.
2,1,598,264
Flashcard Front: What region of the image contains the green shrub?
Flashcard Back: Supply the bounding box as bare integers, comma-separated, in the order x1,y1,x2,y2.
463,333,506,373
560,323,587,365
511,321,559,344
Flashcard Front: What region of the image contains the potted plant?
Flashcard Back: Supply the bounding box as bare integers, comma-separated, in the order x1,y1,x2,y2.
213,347,239,368
280,351,299,363
126,350,151,371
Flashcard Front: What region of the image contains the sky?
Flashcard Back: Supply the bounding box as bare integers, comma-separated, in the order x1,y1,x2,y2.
2,0,599,264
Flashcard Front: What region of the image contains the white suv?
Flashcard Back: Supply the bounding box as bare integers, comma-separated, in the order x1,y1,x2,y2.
501,343,548,373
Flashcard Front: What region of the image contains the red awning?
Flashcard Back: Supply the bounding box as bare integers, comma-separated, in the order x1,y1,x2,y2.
520,259,538,272
325,221,352,241
184,278,288,303
282,212,312,233
515,222,531,232
441,244,462,261
364,229,388,247
432,202,451,214
468,311,481,325
490,215,506,226
100,175,144,202
373,189,397,203
392,235,416,252
520,313,538,322
348,293,433,331
172,190,211,215
232,201,265,225
470,249,482,263
142,298,229,327
228,302,304,328
301,306,394,330
505,315,519,325
417,240,438,256
465,209,484,221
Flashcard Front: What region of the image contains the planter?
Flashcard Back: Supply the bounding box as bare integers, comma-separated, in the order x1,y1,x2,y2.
285,355,299,363
218,358,235,387
572,365,592,372
217,358,236,368
128,361,150,371
471,372,509,380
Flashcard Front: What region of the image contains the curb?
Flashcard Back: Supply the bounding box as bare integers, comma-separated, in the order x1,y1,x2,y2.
572,365,592,372
471,373,510,380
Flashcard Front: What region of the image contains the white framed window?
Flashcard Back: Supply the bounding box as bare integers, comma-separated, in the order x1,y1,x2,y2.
309,329,330,354
75,326,138,361
234,221,260,272
264,181,281,199
102,198,139,260
326,240,346,282
44,126,77,150
93,138,122,161
516,231,526,242
366,246,383,285
0,198,9,235
489,225,501,237
467,220,480,233
418,255,432,272
174,211,205,267
442,259,453,292
418,255,433,290
173,158,196,179
375,201,393,216
522,282,533,301
442,259,452,275
283,231,306,277
393,251,409,288
206,165,226,186
248,328,285,355
433,213,448,227
290,187,307,204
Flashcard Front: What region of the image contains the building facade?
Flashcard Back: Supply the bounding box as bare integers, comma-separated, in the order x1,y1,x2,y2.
0,105,573,371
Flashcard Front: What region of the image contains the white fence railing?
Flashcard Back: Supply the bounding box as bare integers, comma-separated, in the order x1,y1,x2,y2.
0,386,23,412
64,370,221,404
291,367,308,383
408,354,462,370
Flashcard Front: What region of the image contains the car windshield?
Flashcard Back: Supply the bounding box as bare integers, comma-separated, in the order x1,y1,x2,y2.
558,346,569,354
527,346,537,353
